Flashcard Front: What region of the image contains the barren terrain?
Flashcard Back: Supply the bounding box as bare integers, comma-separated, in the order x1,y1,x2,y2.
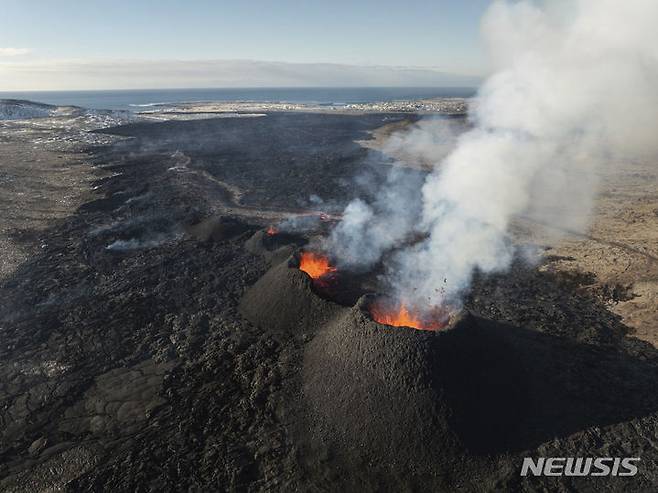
539,159,658,347
0,110,656,491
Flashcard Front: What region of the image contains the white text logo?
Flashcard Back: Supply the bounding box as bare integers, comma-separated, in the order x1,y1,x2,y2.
521,457,640,477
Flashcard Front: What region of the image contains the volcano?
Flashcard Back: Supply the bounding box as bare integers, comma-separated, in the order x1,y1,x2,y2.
239,229,658,490
239,252,341,333
5,104,657,493
301,296,527,486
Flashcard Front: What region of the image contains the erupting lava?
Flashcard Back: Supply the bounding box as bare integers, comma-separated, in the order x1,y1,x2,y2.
298,252,337,279
370,300,446,331
266,225,278,236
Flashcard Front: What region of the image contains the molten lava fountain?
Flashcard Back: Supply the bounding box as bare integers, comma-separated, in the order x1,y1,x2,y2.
298,252,337,280
369,299,447,331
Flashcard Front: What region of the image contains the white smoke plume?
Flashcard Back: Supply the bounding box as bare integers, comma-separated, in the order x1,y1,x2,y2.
327,165,424,270
380,117,464,170
330,0,658,310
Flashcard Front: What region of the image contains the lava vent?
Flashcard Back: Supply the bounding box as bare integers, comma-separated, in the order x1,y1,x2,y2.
301,295,527,483
368,297,451,331
239,253,342,333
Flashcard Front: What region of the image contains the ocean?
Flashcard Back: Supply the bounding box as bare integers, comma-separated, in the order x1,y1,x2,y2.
0,87,476,112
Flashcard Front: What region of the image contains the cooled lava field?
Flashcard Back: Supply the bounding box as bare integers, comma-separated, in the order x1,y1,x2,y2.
1,113,657,492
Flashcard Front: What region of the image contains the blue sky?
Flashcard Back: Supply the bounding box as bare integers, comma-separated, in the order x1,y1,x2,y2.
0,0,493,90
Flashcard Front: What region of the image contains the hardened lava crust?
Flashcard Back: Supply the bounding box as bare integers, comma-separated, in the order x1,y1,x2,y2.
239,254,342,334
1,111,657,492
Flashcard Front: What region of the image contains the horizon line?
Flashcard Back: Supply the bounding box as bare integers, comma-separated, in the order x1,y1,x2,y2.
0,85,480,94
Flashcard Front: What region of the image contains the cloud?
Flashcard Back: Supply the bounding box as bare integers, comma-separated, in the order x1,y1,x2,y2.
0,58,481,91
0,48,31,57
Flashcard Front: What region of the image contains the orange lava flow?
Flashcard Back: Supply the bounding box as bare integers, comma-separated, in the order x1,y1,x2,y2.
298,252,337,279
370,302,445,331
266,225,278,236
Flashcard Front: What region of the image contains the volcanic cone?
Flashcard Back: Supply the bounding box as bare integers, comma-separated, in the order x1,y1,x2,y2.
239,256,342,333
301,296,527,485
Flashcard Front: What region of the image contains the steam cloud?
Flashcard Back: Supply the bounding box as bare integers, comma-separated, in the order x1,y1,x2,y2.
328,166,424,270
328,0,658,309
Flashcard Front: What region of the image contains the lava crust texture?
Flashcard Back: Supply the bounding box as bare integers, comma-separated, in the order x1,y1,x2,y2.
302,296,527,487
239,255,341,333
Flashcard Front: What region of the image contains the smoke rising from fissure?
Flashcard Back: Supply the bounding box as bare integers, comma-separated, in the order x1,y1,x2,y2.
328,0,658,310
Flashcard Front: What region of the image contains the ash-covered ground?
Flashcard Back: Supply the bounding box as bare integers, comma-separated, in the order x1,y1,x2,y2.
1,109,657,492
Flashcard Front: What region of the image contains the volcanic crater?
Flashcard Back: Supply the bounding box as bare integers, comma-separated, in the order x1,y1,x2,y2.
240,223,658,490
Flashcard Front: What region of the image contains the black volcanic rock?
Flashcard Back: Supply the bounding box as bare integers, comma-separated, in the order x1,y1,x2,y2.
184,215,250,243
3,112,658,492
301,298,526,488
239,257,342,333
244,229,305,266
301,295,658,490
